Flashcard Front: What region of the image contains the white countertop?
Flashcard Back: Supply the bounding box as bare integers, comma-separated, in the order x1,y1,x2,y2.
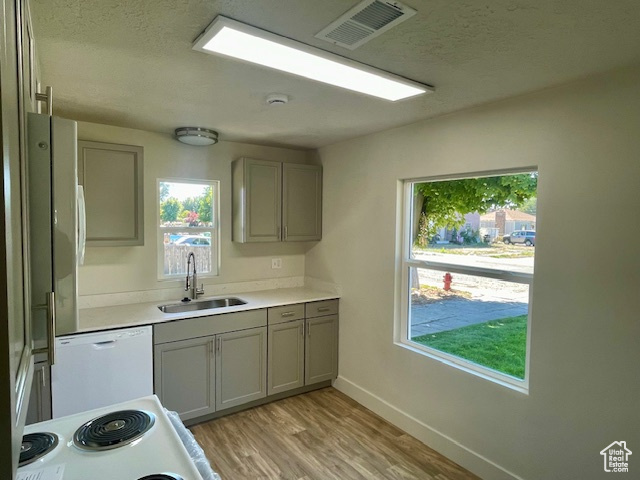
77,287,339,334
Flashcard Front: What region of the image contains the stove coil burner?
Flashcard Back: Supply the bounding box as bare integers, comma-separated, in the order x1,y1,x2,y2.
73,409,155,451
138,475,184,480
19,432,59,467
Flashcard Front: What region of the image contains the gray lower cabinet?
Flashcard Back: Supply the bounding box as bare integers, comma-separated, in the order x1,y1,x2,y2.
26,361,51,425
267,300,339,392
154,336,215,421
153,302,336,423
268,319,305,395
305,315,339,385
216,327,267,410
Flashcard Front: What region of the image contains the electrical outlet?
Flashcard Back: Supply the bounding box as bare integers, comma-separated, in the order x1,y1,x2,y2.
271,258,282,269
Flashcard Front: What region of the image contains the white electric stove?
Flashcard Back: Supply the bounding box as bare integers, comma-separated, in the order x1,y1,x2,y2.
17,395,205,480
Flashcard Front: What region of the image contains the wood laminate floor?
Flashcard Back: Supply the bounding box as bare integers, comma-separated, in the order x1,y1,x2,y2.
190,387,480,480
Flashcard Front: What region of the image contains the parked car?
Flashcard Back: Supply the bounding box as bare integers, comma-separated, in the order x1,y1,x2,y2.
503,230,536,246
173,235,211,246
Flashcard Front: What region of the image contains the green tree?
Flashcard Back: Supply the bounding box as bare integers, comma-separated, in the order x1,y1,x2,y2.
182,196,202,214
159,182,170,202
160,197,182,223
413,173,538,242
198,186,213,224
520,196,537,215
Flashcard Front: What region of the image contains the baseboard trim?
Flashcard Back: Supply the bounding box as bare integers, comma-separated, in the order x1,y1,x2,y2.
333,376,524,480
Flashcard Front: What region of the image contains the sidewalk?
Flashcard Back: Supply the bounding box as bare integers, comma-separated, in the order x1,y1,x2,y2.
410,297,528,337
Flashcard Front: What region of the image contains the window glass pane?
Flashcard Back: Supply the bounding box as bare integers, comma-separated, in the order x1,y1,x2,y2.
162,231,212,276
410,172,537,270
409,267,529,379
159,181,214,227
158,180,216,277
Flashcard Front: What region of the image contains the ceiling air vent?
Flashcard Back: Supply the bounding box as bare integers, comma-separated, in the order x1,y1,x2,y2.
315,0,417,50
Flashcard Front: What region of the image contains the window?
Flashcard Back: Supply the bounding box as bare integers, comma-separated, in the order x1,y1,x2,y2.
158,179,220,279
398,170,537,388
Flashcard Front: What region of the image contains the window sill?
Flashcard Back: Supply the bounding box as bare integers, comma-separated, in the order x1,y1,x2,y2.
394,340,529,395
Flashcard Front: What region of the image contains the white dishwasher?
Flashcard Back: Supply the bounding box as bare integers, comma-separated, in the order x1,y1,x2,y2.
51,325,153,418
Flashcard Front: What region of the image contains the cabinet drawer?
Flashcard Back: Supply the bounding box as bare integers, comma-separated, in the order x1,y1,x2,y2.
268,303,305,325
154,309,267,344
305,299,338,318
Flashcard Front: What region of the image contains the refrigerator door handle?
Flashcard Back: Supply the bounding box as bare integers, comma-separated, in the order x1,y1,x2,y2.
47,291,56,365
77,185,86,266
35,85,53,115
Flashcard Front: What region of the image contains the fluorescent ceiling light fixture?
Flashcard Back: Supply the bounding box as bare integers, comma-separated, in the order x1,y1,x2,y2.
193,16,433,101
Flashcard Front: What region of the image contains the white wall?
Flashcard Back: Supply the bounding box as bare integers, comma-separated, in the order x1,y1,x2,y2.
77,121,314,297
306,66,640,480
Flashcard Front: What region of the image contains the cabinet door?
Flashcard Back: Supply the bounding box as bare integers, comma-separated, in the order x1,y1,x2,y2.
216,327,267,410
268,320,304,395
238,158,282,242
78,140,144,246
305,315,338,385
154,336,215,421
1,1,35,474
282,163,322,241
25,362,51,425
20,0,37,113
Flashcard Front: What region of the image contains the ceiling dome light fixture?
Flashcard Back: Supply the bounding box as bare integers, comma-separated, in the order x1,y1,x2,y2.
175,127,219,146
266,93,289,106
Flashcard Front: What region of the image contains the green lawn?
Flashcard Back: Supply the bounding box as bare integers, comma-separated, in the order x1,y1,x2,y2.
412,315,527,379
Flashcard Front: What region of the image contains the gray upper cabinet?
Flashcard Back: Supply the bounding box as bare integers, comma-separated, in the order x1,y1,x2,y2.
232,157,321,243
282,163,322,241
78,140,144,246
232,158,281,242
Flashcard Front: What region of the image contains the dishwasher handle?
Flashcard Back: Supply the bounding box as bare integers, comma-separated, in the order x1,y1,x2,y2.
92,340,117,349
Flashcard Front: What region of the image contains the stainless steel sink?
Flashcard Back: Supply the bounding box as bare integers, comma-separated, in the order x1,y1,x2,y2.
158,297,247,313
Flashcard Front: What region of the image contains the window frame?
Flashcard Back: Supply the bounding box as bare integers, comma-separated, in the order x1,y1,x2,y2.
396,169,535,392
157,177,221,281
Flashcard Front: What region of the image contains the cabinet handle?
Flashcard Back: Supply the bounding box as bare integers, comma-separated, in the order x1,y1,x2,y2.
216,337,221,354
301,324,304,337
317,307,330,313
281,311,295,317
209,340,214,355
41,366,46,388
307,323,311,338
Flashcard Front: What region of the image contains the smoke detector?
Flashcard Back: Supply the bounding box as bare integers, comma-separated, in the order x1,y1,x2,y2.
315,0,417,50
266,94,290,106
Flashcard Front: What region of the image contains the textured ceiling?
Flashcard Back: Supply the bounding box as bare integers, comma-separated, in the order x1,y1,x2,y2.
31,0,640,149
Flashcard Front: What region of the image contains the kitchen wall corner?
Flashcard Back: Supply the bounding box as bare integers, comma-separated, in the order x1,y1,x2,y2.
76,121,316,298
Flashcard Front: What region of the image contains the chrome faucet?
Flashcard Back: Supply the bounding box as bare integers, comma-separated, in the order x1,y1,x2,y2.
185,252,204,300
